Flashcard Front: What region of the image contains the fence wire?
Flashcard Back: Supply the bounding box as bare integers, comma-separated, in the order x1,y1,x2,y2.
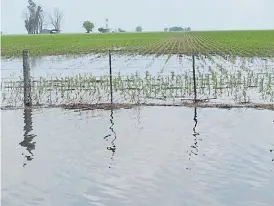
1,54,274,109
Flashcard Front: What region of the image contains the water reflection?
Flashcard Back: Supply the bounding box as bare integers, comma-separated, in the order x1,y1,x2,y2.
135,106,142,131
30,56,43,69
187,107,201,170
178,54,183,65
271,149,274,162
103,109,117,168
19,107,37,167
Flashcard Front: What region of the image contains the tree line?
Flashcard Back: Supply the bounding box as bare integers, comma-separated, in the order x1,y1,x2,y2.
164,26,191,32
82,21,143,33
23,1,190,34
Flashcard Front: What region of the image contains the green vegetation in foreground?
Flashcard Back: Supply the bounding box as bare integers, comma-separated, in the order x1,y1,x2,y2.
1,30,274,58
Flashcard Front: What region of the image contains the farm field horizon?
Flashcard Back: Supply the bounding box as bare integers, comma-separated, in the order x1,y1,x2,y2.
1,30,274,58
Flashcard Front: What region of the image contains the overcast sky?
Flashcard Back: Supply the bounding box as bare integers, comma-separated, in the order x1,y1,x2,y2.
1,0,273,34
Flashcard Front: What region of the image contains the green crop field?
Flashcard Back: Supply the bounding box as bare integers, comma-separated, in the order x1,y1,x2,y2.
1,30,274,58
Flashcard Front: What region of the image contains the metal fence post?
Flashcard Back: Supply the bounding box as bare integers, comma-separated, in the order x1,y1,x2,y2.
23,50,32,106
192,55,197,102
109,49,113,104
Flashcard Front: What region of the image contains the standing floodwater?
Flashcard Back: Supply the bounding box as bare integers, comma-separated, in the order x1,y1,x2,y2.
2,54,274,108
2,107,274,206
1,50,274,206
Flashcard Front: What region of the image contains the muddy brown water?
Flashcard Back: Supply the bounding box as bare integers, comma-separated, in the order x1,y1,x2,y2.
2,106,274,206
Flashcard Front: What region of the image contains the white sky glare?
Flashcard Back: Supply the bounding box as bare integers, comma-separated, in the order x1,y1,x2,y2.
1,0,273,34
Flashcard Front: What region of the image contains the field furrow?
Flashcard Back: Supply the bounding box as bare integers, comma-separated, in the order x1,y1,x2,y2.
1,30,274,58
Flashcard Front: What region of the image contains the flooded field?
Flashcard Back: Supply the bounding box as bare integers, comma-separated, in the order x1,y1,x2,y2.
1,54,274,206
2,54,274,108
2,107,274,206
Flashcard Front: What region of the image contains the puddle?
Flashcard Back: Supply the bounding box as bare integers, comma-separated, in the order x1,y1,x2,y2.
2,106,274,206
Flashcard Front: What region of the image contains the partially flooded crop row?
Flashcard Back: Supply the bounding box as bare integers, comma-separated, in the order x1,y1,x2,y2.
1,54,274,109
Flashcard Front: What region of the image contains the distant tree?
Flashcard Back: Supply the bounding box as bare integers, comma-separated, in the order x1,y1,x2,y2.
38,11,48,33
23,0,44,34
24,0,36,34
118,28,126,32
169,26,184,32
164,27,168,32
83,21,95,33
135,26,142,32
49,8,63,31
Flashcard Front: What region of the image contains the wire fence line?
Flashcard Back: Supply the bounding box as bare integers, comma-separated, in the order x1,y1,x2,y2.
2,70,274,107
1,50,274,109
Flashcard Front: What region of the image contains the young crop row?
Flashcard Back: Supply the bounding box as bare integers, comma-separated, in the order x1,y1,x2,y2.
2,68,274,108
2,31,274,58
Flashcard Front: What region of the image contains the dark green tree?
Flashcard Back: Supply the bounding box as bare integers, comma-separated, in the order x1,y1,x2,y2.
118,28,126,32
135,26,142,32
169,26,184,32
83,21,95,33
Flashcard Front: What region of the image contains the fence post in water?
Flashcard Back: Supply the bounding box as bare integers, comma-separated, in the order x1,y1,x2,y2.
23,49,32,106
192,55,197,103
109,49,113,104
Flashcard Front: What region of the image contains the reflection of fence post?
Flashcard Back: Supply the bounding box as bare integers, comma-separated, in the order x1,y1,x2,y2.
23,50,32,106
109,49,113,104
20,107,36,167
192,55,197,102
